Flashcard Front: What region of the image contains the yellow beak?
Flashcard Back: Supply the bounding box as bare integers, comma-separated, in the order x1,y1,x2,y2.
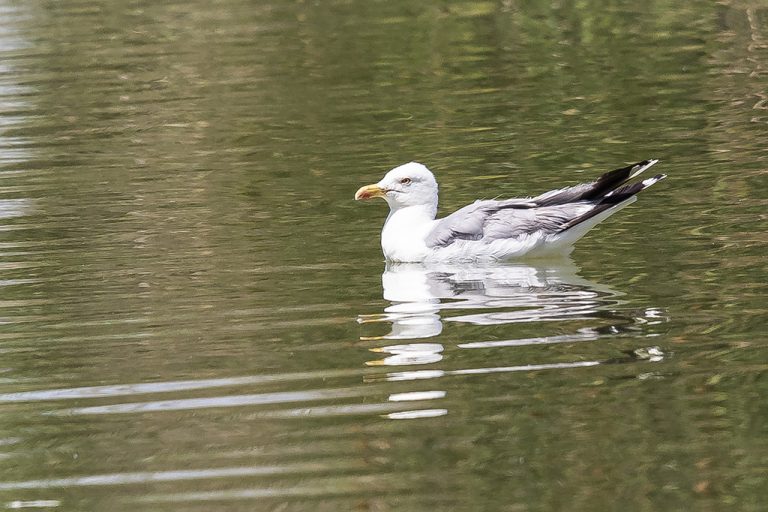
355,184,387,201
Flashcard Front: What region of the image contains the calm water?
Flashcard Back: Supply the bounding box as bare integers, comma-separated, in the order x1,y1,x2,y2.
0,0,766,510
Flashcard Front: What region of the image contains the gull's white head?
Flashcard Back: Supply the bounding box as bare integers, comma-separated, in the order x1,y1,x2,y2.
355,162,438,209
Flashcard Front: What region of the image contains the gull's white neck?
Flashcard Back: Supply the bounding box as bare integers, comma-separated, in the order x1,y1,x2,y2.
381,203,436,262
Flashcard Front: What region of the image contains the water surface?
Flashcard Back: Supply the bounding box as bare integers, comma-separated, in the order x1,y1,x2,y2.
0,0,766,510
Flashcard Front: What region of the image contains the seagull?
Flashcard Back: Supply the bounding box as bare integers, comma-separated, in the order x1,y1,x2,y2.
354,160,666,262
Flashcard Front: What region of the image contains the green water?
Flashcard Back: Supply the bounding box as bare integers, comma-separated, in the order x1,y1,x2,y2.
0,0,766,510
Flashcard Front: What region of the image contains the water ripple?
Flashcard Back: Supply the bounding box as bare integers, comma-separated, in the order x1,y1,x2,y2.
51,387,370,416
0,463,342,491
0,369,362,403
135,474,416,504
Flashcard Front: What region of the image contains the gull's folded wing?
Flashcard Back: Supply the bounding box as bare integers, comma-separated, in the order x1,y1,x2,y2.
425,160,664,249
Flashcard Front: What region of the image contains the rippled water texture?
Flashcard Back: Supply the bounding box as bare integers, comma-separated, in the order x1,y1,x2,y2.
0,0,766,511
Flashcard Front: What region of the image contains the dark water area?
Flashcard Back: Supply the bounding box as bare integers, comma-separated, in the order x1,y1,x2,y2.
0,0,766,510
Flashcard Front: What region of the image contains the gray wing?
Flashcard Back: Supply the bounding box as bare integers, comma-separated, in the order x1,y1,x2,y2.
424,199,533,247
424,160,662,249
425,200,592,248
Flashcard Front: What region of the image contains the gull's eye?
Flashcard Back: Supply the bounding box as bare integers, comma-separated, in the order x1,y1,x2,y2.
399,177,411,185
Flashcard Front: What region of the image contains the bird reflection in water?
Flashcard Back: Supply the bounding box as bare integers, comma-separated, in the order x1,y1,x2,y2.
359,258,667,368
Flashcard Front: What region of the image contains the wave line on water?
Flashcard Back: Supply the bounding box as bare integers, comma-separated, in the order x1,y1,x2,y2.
378,360,602,382
251,400,442,419
0,463,339,491
135,473,416,503
449,360,601,375
49,386,372,416
0,368,363,403
457,330,598,348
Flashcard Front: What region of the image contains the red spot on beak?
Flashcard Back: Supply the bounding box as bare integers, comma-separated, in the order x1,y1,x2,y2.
355,184,385,201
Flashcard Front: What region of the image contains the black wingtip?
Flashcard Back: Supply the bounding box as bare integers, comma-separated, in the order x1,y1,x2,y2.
557,168,666,233
584,159,660,200
602,172,666,204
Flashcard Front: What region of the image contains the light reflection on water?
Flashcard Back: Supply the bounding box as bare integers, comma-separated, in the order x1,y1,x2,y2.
363,259,630,340
361,260,665,369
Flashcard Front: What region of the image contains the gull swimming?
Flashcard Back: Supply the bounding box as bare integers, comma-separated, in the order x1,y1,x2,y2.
355,160,666,262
